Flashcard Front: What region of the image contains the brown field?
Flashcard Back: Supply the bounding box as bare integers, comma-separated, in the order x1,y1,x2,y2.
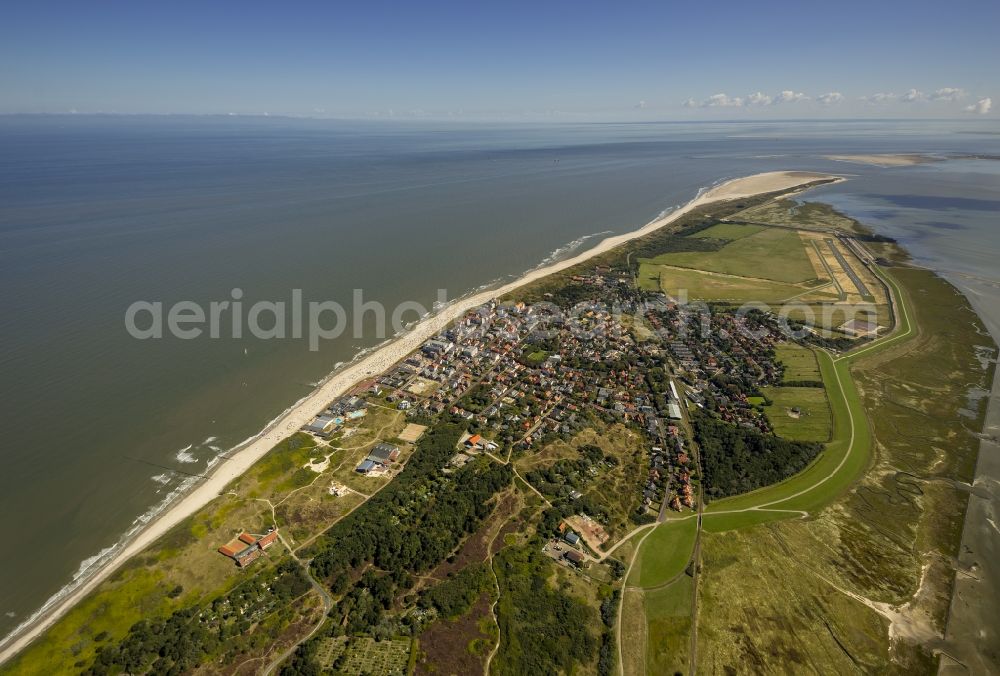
415,593,495,676
398,423,428,443
566,514,610,550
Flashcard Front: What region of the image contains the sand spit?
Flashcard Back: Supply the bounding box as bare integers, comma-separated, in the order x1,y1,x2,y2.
0,170,838,664
824,153,940,167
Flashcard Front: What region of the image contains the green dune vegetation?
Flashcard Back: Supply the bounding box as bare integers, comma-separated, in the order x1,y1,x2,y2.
3,183,991,676
639,226,819,284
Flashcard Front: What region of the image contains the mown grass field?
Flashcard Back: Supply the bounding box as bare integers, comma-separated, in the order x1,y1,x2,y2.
638,262,805,302
774,342,821,381
694,263,994,673
643,576,693,675
761,386,832,442
638,226,818,284
628,516,698,588
688,222,765,241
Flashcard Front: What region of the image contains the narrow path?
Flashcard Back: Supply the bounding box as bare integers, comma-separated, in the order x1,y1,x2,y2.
617,526,657,676
620,263,916,674
482,504,516,676
262,532,333,675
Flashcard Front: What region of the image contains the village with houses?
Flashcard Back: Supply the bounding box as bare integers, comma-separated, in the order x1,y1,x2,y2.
271,260,801,575
41,179,934,676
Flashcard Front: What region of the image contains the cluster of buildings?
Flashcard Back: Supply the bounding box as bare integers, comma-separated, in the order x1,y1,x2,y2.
544,527,587,568
303,395,369,437
217,528,279,568
355,442,401,475
292,264,791,532
359,272,734,517
648,304,784,432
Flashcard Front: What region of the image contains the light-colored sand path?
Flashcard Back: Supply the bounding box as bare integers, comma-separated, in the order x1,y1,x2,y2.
0,169,837,664
824,153,938,167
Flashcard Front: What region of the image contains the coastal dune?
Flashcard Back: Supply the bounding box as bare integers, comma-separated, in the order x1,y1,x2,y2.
0,169,837,664
824,153,937,167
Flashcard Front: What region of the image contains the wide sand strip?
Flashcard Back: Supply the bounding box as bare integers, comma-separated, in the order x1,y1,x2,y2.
824,153,938,167
0,170,838,663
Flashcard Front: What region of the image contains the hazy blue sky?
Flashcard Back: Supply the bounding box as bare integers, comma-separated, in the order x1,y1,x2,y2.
1,0,997,119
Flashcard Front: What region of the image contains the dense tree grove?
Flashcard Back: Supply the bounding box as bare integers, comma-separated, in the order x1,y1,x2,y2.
277,422,512,674
308,422,512,582
781,380,825,388
418,563,491,619
85,560,311,674
693,411,823,499
492,545,599,675
628,228,724,265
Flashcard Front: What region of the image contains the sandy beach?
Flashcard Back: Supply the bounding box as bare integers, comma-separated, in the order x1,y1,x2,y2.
0,169,838,664
824,153,939,167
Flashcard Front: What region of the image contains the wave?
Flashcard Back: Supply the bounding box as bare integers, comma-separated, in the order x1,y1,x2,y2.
150,473,171,486
175,445,198,464
0,465,207,650
532,230,614,270
2,177,729,654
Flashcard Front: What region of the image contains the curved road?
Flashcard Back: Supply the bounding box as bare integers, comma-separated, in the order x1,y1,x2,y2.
617,262,914,675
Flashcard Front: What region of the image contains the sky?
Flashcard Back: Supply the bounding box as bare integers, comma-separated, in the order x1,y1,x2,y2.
1,0,997,120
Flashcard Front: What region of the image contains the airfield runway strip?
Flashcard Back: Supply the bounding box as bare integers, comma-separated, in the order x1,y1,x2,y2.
811,239,847,300
826,237,872,299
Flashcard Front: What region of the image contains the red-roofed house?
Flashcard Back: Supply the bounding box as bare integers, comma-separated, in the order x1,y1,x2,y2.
257,530,279,549
218,528,279,567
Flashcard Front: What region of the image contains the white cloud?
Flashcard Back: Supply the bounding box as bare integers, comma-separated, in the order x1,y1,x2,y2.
817,92,844,105
964,97,992,115
775,90,809,103
901,88,926,102
688,90,807,109
703,93,745,108
930,87,965,102
862,92,897,104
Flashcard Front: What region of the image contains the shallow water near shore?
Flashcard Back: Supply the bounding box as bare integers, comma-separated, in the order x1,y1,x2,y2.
0,116,998,641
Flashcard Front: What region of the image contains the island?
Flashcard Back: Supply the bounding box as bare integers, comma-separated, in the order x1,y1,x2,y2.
0,171,993,676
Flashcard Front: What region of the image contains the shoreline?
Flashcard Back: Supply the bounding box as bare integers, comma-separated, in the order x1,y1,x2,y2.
0,169,838,664
823,153,941,167
937,275,1000,675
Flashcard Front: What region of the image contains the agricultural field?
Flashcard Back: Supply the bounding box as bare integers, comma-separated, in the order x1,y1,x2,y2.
628,517,698,589
315,636,411,675
761,386,832,442
692,264,995,673
774,342,822,382
638,226,819,284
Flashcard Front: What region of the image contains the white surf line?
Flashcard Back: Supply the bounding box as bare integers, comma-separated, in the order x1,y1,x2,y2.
0,172,839,666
